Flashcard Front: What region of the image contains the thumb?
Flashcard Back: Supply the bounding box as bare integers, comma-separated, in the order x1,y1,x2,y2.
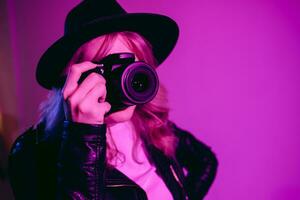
104,102,111,113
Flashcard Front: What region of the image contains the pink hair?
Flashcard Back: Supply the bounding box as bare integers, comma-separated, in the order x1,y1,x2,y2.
37,31,178,165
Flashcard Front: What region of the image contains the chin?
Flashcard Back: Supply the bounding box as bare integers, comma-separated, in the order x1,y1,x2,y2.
104,105,136,125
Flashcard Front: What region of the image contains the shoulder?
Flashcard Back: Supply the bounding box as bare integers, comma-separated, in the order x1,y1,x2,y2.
8,123,61,198
168,120,219,167
168,121,219,198
8,122,55,176
8,125,40,175
8,126,39,197
9,126,37,161
168,120,213,149
9,122,61,165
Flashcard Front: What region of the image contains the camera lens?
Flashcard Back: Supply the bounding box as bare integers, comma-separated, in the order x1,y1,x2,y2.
131,73,149,93
121,62,159,104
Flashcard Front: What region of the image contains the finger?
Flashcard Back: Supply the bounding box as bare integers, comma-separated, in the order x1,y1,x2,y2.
101,102,112,114
94,102,111,123
88,85,110,116
68,73,106,106
76,83,107,115
83,82,107,105
62,61,99,99
77,98,111,123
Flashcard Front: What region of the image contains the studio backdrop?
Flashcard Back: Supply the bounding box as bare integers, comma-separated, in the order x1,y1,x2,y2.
1,0,300,199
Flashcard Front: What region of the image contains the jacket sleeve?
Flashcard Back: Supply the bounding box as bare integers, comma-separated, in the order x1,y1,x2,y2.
57,121,107,200
171,122,218,200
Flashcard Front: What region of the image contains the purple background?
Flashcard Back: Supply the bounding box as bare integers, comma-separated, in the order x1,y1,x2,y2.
1,0,300,199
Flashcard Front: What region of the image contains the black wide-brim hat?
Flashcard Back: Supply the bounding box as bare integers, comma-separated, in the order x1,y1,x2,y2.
36,0,179,89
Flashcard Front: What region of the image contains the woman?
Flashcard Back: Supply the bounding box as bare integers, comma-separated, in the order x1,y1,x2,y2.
8,1,218,200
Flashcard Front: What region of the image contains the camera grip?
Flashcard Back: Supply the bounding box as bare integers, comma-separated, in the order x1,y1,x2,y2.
77,65,105,85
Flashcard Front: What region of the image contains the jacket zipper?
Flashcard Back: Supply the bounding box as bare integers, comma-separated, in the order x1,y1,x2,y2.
106,184,137,187
105,184,148,200
169,165,189,200
170,165,183,188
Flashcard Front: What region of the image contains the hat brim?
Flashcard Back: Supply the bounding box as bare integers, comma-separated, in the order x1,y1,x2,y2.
36,13,179,89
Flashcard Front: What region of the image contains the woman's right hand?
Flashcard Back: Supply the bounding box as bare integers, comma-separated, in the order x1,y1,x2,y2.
62,61,111,125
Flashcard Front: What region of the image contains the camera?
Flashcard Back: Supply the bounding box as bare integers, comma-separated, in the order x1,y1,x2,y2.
78,53,159,115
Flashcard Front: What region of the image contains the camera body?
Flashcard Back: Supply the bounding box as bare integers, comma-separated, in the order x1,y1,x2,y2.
78,53,159,115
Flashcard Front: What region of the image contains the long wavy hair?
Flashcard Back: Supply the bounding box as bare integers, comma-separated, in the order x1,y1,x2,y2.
37,31,178,165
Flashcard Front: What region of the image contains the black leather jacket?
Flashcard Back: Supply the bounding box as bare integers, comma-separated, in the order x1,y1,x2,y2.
8,121,218,200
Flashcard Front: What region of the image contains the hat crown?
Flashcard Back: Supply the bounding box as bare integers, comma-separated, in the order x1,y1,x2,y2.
65,0,126,34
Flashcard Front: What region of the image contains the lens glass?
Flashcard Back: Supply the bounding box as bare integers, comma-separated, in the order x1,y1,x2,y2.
131,73,149,93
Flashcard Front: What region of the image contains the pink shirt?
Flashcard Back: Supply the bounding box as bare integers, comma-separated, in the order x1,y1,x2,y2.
107,120,173,200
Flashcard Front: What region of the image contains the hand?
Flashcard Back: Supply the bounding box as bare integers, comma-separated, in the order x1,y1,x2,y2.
62,61,111,124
